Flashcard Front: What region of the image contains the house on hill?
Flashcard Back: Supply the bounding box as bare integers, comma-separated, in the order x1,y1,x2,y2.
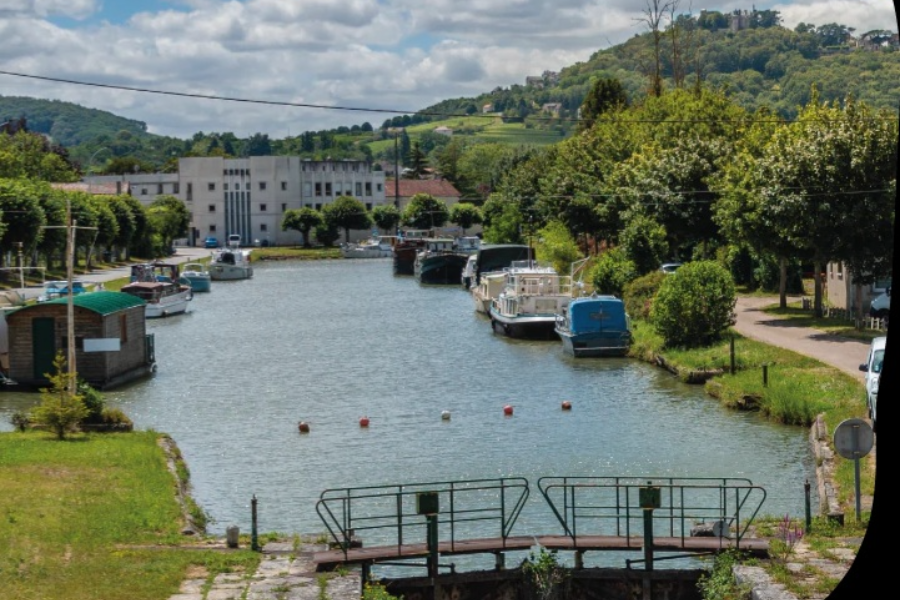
5,291,156,390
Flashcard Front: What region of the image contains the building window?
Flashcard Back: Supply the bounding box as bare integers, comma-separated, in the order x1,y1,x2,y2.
315,203,322,210
281,203,287,212
366,203,372,211
120,314,128,344
365,183,372,196
261,224,268,232
335,183,342,196
210,224,217,232
174,183,180,194
303,182,312,197
208,204,216,212
356,182,362,196
325,183,332,196
260,204,267,212
186,182,193,201
259,182,267,191
315,183,322,196
281,181,287,191
377,183,383,192
141,188,148,196
208,182,216,191
224,183,229,191
157,184,163,194
246,183,251,190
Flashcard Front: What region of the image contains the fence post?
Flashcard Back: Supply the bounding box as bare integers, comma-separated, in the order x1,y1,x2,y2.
730,335,735,375
763,364,768,387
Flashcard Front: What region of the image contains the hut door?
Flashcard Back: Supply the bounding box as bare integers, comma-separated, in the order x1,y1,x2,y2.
32,318,56,381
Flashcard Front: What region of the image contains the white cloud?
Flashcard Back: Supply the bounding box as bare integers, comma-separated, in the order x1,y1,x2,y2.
0,1,896,138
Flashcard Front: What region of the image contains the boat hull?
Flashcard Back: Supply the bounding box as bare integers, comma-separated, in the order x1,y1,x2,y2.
415,254,468,285
209,264,253,280
489,310,559,340
556,329,631,357
184,275,212,292
393,243,423,275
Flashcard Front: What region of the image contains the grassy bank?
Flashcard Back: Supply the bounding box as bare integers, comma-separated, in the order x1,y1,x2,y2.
629,319,874,511
0,430,260,600
251,246,342,260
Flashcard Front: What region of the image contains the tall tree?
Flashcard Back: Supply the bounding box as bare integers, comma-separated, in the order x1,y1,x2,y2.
401,193,449,230
282,207,322,247
371,204,401,235
448,203,483,236
322,196,372,243
579,78,628,131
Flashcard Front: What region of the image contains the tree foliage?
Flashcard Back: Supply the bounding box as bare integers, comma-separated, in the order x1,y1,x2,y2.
371,204,401,234
322,196,373,243
401,193,449,230
282,207,323,247
31,353,88,440
448,202,482,235
534,220,581,276
591,247,638,298
650,260,736,348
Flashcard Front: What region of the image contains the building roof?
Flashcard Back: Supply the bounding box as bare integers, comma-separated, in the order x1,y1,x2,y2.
50,182,128,195
385,179,461,199
14,291,146,316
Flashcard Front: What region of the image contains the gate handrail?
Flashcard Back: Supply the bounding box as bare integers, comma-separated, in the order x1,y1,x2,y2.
316,477,530,558
537,476,766,547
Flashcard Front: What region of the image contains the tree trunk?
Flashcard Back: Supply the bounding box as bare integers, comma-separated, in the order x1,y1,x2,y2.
779,256,788,309
855,284,865,324
813,261,823,318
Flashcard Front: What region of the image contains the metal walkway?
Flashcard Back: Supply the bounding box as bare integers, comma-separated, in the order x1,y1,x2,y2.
313,476,769,573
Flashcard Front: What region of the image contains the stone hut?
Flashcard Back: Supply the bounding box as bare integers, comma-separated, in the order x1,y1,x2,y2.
5,292,155,390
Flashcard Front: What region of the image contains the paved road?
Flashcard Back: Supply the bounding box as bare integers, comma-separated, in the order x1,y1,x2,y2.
732,296,871,382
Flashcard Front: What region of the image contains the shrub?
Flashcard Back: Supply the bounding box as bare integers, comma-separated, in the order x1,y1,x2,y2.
101,408,134,430
696,549,752,600
31,353,88,440
10,410,30,432
623,271,667,320
651,260,736,348
591,247,638,297
79,381,106,424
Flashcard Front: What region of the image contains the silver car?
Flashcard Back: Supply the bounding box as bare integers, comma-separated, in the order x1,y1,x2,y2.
858,336,886,430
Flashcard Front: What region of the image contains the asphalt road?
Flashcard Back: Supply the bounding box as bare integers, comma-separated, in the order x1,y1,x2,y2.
732,295,871,382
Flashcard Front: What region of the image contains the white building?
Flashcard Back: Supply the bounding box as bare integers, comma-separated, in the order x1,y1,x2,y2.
85,157,388,246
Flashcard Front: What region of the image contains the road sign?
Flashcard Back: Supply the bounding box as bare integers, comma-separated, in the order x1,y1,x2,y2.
833,418,874,459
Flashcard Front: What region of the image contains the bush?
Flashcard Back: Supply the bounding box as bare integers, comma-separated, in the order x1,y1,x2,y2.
623,271,667,320
101,408,134,430
651,260,736,348
79,381,106,424
591,247,638,297
31,353,88,440
10,410,30,432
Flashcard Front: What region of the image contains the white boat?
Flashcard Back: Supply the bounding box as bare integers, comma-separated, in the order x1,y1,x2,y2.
209,247,253,280
340,235,397,259
181,262,212,292
472,271,509,314
461,255,478,289
121,263,193,318
37,280,90,302
488,261,573,339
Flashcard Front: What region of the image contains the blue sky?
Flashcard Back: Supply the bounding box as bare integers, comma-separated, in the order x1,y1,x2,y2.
2,1,897,138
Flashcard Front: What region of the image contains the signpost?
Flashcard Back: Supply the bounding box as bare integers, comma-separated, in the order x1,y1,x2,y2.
832,418,875,521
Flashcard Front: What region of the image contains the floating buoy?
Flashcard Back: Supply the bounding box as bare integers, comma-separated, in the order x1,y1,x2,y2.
503,404,514,416
298,421,310,433
359,416,370,428
561,401,572,411
441,410,451,421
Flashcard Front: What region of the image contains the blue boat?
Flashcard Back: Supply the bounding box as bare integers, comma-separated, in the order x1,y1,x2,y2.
554,295,632,357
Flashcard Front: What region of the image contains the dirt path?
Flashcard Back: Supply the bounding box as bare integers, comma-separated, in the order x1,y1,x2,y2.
732,296,870,382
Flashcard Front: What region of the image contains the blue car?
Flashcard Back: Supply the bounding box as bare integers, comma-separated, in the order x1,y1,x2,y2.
204,236,219,248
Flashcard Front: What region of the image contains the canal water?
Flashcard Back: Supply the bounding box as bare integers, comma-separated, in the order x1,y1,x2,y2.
1,258,817,570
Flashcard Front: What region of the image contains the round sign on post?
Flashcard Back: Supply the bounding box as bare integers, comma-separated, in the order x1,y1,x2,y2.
833,418,874,459
832,418,874,522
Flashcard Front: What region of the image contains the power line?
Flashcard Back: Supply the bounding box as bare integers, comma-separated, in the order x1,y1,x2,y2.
2,70,897,127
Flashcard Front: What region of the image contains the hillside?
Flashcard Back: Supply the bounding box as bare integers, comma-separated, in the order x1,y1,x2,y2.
3,20,898,171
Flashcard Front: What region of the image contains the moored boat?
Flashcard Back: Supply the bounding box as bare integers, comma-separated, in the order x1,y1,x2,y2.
472,271,509,314
209,247,253,280
554,294,632,357
181,262,212,292
489,262,573,339
473,244,533,285
414,238,469,285
122,262,193,318
461,254,478,289
392,229,432,275
340,235,396,258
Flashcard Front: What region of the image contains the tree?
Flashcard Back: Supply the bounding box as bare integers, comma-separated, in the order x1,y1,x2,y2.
104,195,138,261
30,353,88,440
591,247,638,298
534,220,582,277
401,193,449,230
313,221,340,247
282,207,322,247
404,141,428,179
322,196,372,243
371,204,401,235
620,213,669,275
579,78,628,131
448,203,482,235
650,260,736,348
0,178,47,267
147,195,189,254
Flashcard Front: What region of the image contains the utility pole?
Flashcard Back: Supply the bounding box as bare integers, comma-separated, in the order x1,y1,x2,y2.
393,130,401,209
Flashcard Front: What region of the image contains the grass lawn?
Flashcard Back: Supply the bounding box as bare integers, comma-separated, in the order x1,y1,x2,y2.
0,430,260,600
251,246,342,260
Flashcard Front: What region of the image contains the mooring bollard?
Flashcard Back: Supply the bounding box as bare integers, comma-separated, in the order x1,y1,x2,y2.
226,525,240,548
251,495,260,551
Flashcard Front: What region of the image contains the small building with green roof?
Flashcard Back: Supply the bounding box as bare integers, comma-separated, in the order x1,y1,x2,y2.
6,291,156,390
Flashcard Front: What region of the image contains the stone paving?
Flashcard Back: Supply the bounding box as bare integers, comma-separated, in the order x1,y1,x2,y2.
167,541,360,600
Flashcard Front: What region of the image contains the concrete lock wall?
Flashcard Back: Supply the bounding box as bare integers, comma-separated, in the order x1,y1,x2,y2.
378,568,706,600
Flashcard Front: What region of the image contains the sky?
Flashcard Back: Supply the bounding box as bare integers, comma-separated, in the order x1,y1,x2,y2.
0,1,897,140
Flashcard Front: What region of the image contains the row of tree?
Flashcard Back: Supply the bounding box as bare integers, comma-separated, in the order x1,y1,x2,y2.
281,194,484,246
476,84,895,320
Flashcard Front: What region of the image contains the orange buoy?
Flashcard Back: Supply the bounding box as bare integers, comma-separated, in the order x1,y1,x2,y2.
298,421,310,433
359,416,370,428
561,401,572,410
503,404,514,416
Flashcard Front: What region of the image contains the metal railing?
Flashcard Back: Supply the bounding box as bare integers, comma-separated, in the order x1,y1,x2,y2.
537,476,766,549
316,477,530,558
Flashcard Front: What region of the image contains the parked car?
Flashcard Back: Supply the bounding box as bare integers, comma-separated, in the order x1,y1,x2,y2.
204,236,219,248
858,335,886,430
660,262,683,274
869,287,890,318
